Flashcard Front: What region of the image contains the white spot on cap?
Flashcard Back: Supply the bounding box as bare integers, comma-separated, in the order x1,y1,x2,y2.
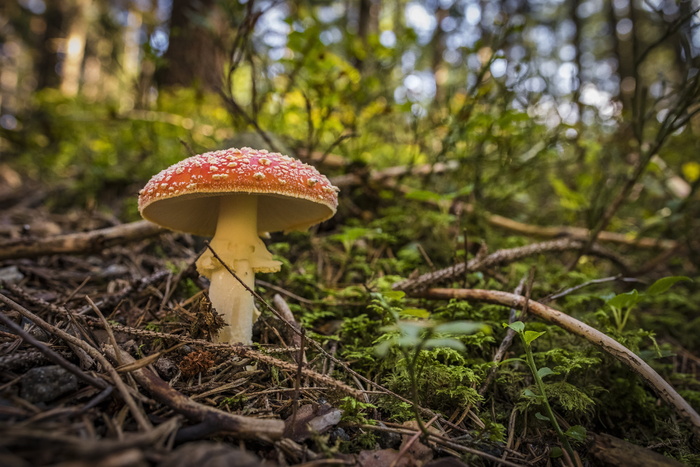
253,172,265,180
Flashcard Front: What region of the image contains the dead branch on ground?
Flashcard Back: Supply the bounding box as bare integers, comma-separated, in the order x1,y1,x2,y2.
392,238,629,292
0,220,164,260
103,345,285,441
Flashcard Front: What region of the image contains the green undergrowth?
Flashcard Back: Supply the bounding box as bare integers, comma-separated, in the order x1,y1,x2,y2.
261,219,700,461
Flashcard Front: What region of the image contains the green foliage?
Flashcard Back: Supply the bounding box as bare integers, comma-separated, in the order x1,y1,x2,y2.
603,276,691,332
338,397,377,425
507,321,581,459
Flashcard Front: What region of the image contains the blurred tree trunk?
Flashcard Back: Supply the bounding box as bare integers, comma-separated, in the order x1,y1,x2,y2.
35,0,64,90
431,5,447,105
158,0,225,91
355,0,379,73
60,0,91,96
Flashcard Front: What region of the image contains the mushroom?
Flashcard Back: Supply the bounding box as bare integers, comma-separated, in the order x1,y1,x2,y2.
138,147,339,344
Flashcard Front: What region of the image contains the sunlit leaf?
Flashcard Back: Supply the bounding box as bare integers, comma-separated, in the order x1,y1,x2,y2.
523,330,546,346
400,308,431,318
606,289,639,309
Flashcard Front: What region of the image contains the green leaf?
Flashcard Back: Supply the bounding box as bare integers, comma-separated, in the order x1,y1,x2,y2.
607,289,639,310
507,321,525,333
535,412,550,421
646,276,691,296
565,425,587,442
433,321,486,335
400,308,430,318
422,338,467,352
374,341,392,358
405,189,444,203
522,388,538,399
523,330,546,346
382,291,406,301
537,367,555,379
550,447,563,458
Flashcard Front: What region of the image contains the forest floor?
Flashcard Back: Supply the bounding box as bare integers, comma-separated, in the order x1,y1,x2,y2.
0,171,698,467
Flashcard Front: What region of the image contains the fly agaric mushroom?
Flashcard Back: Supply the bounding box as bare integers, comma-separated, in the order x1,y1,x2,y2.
138,147,339,344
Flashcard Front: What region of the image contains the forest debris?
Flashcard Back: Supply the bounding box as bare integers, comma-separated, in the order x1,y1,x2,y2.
104,344,285,441
392,238,630,292
284,403,343,441
19,365,79,403
479,210,678,250
0,265,23,283
588,433,685,467
412,287,700,439
272,294,304,348
357,449,413,467
157,441,269,467
0,220,164,260
0,291,153,431
178,349,215,377
0,301,111,391
52,448,148,467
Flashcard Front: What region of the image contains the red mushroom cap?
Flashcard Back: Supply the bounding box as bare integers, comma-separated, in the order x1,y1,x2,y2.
138,147,339,235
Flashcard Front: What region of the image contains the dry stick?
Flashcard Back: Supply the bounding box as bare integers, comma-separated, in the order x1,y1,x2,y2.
0,220,164,260
0,292,154,432
102,344,285,441
477,276,528,397
355,423,525,467
413,288,700,438
5,417,180,458
478,209,677,250
203,245,470,433
390,415,440,467
389,180,677,251
0,309,110,392
393,238,629,293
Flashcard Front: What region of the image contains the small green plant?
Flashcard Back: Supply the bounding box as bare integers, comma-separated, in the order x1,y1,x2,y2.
375,296,487,436
605,276,690,332
338,396,377,425
506,321,586,465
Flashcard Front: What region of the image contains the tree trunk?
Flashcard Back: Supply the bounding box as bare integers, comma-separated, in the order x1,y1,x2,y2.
34,0,64,90
59,0,91,96
158,0,225,91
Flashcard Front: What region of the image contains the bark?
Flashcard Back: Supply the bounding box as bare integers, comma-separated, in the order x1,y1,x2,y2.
158,0,225,91
59,0,91,96
34,0,65,90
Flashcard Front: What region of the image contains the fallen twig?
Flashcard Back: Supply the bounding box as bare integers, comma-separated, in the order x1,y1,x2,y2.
412,287,700,438
102,344,285,441
0,309,110,391
0,220,164,260
392,238,629,292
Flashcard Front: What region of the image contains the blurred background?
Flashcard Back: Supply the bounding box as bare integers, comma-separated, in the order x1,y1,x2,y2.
0,0,698,247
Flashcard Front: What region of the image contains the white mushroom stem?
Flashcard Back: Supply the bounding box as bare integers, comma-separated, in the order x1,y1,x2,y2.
196,194,280,344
